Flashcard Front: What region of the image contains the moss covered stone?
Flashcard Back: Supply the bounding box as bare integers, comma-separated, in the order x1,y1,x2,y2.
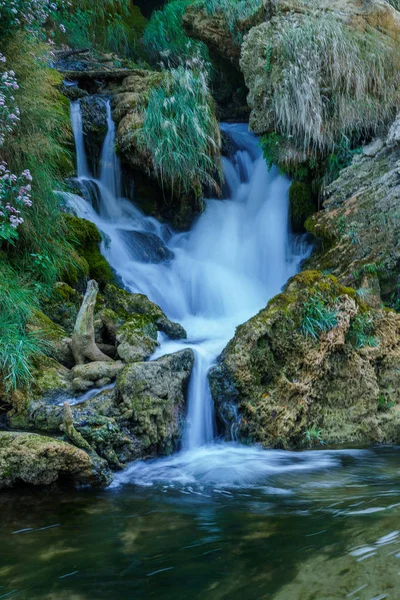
289,181,316,233
104,284,187,340
63,214,114,289
209,270,400,448
0,431,111,489
116,349,194,457
116,315,158,363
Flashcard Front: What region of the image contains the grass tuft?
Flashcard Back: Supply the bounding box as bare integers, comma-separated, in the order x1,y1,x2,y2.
300,293,338,340
143,0,210,67
261,10,400,158
136,63,221,195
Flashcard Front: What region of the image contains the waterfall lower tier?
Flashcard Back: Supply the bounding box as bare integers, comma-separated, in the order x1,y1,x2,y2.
66,100,310,452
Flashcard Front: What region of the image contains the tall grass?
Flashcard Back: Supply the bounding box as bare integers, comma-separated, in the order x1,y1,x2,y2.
194,0,263,41
136,64,221,195
2,32,75,286
0,33,79,390
53,0,147,56
143,0,209,67
0,263,49,391
264,12,400,156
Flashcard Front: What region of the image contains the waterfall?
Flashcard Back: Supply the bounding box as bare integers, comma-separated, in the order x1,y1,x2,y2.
66,99,310,452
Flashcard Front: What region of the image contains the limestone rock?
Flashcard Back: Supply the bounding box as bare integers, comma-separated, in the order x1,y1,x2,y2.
104,284,187,340
72,361,125,392
0,431,111,489
116,349,194,456
305,129,400,307
209,271,400,448
116,315,158,363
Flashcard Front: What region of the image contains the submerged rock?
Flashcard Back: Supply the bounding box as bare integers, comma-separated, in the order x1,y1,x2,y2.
116,349,195,457
117,229,174,263
0,431,111,489
210,271,400,448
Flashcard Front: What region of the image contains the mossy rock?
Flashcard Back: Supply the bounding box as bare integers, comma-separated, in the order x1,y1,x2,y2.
0,431,111,489
116,314,158,363
63,214,114,289
289,181,316,233
104,284,187,340
210,269,400,449
43,282,82,334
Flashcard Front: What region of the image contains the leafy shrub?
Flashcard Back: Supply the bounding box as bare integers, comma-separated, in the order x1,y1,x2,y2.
262,11,400,158
143,0,209,67
0,162,33,243
300,293,338,340
136,63,221,195
347,313,379,349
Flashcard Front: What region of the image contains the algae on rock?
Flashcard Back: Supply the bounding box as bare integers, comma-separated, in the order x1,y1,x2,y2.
210,271,400,448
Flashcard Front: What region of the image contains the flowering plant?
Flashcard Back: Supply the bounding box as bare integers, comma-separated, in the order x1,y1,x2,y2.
0,53,20,147
0,161,33,242
0,0,64,35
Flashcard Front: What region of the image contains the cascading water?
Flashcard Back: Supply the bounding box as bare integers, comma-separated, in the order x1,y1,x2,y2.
64,99,311,486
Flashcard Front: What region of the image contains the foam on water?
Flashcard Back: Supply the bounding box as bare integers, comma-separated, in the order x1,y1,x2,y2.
65,99,316,488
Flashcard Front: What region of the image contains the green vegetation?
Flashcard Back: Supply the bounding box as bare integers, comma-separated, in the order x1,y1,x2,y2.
263,12,400,158
143,0,209,67
0,31,79,390
378,394,394,412
194,0,263,42
303,428,325,447
0,263,50,391
289,181,315,233
347,313,379,349
64,214,114,289
136,64,221,195
53,0,147,57
300,293,338,340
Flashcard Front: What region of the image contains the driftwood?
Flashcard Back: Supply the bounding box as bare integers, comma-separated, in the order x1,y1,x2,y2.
71,280,113,365
54,47,91,59
62,68,136,82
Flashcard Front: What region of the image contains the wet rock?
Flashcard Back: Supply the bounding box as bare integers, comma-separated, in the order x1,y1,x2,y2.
210,271,400,448
116,315,158,363
0,431,111,489
104,284,187,340
72,361,125,392
117,229,174,263
116,349,195,457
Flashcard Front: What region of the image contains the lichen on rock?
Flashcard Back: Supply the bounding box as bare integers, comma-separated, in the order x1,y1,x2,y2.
209,270,400,448
0,431,111,489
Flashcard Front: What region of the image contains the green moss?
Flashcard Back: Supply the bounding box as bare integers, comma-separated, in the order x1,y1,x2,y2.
289,181,316,233
63,214,114,289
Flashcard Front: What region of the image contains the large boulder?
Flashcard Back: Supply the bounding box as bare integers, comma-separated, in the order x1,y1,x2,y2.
240,0,400,164
209,271,400,448
306,120,400,309
0,431,111,489
116,349,195,457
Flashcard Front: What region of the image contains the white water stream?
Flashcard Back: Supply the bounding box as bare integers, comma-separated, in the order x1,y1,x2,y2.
65,99,314,487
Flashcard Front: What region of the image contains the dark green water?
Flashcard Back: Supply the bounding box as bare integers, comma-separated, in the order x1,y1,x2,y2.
1,445,400,600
